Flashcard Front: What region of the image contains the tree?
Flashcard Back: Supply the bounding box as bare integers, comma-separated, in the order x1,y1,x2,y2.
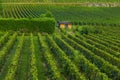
45,11,54,18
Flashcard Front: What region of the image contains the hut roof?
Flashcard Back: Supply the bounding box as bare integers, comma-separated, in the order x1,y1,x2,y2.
57,21,72,24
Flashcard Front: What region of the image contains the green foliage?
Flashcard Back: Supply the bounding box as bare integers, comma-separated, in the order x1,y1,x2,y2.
40,14,46,18
27,15,33,20
0,18,56,34
45,11,54,18
30,33,38,80
76,26,102,34
0,26,120,80
38,33,64,80
60,28,67,35
61,34,120,80
68,34,120,70
40,11,54,18
5,33,24,80
46,35,87,80
0,32,9,47
0,33,17,69
54,35,109,80
1,5,120,27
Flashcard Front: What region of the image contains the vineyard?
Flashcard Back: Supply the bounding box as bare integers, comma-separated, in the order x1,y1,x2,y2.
0,0,120,26
0,4,120,26
0,26,119,80
0,26,120,78
0,0,120,80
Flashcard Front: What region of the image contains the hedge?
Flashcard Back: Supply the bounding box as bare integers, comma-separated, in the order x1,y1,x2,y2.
0,18,56,33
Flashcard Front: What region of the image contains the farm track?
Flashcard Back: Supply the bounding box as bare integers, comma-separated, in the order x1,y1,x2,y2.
1,2,120,7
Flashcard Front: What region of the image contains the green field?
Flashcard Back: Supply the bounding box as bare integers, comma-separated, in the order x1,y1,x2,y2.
0,4,120,26
0,0,120,80
0,26,120,80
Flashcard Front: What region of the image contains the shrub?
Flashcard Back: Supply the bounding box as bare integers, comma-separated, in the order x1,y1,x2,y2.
45,11,54,18
40,11,54,18
0,18,56,34
76,25,102,34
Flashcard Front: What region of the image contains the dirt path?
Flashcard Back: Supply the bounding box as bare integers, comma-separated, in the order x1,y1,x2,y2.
1,2,120,7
